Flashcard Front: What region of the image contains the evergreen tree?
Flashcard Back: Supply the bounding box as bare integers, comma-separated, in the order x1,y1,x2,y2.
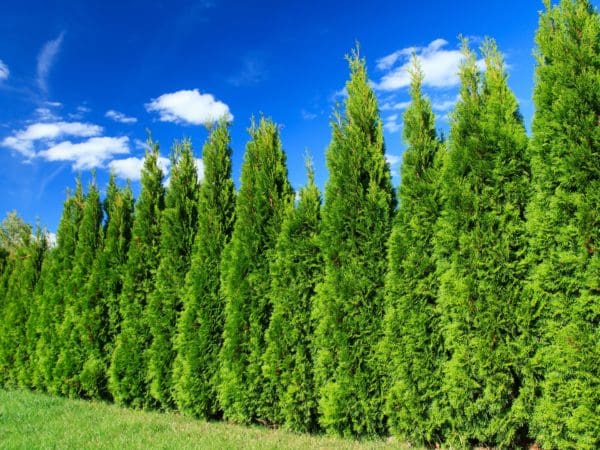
527,1,600,447
76,176,134,399
262,159,322,432
173,121,235,419
312,49,395,437
0,221,46,388
146,139,200,409
109,140,165,407
33,180,85,393
54,179,104,398
434,40,530,447
380,58,445,446
218,117,293,423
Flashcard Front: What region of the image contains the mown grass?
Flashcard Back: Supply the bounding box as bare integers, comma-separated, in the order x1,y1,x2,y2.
0,389,405,449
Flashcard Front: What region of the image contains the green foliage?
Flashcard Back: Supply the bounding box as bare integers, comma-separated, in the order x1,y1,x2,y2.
380,59,445,446
54,179,104,398
146,139,200,409
312,49,395,437
218,117,293,423
0,224,46,389
433,39,530,448
77,176,134,399
262,160,322,432
33,180,85,393
173,121,236,419
109,140,165,408
526,1,600,448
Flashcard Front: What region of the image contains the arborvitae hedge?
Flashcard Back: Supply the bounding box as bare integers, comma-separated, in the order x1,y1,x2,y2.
79,176,134,399
218,117,293,424
173,121,235,419
527,1,600,448
147,140,200,409
380,59,445,446
34,180,85,394
312,49,395,437
54,180,104,398
434,40,530,448
262,160,322,432
109,141,165,408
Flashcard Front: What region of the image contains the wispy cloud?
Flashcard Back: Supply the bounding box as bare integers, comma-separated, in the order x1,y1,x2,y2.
380,100,411,111
146,89,232,125
39,136,130,170
228,53,268,86
105,109,138,124
0,60,9,81
2,121,102,159
383,114,402,133
301,109,317,120
37,32,65,93
385,153,402,177
432,94,459,112
375,39,483,91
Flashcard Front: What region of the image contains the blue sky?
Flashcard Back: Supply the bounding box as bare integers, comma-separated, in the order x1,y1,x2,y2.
0,0,587,233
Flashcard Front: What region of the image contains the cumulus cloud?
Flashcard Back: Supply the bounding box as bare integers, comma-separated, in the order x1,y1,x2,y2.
37,32,65,93
380,100,411,111
105,109,138,124
109,154,171,181
2,121,102,158
39,136,130,170
146,89,232,125
0,60,9,81
195,158,204,182
375,39,482,91
432,94,459,112
386,153,402,177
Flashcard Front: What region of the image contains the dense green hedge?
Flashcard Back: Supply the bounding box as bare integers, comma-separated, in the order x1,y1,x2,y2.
0,2,598,448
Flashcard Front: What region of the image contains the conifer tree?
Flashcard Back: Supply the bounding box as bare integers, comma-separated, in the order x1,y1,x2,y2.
434,40,530,447
54,179,104,398
527,1,600,447
146,139,200,409
173,121,235,419
218,117,293,423
0,222,46,388
75,176,134,399
109,141,165,407
33,180,85,393
312,49,395,437
380,58,445,446
262,159,322,432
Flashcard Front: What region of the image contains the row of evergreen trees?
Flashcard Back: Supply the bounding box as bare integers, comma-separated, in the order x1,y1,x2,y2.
0,1,598,448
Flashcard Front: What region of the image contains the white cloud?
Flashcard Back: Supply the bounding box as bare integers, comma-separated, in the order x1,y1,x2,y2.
2,121,102,158
105,109,138,124
146,89,232,125
195,158,204,182
109,154,170,181
381,100,411,111
386,153,402,177
376,39,482,91
35,107,59,121
432,95,459,112
45,101,62,107
0,60,9,81
301,109,317,120
37,32,65,92
383,114,402,133
39,136,130,170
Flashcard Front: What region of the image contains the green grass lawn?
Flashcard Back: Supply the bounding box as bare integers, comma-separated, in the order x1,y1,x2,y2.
0,389,403,449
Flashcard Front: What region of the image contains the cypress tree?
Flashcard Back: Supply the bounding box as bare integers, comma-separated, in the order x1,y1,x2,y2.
173,121,235,419
262,159,322,432
54,179,104,398
146,139,200,409
434,40,530,447
527,1,600,447
109,140,165,407
312,48,395,437
33,180,85,393
75,176,134,399
218,117,293,423
380,58,445,446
